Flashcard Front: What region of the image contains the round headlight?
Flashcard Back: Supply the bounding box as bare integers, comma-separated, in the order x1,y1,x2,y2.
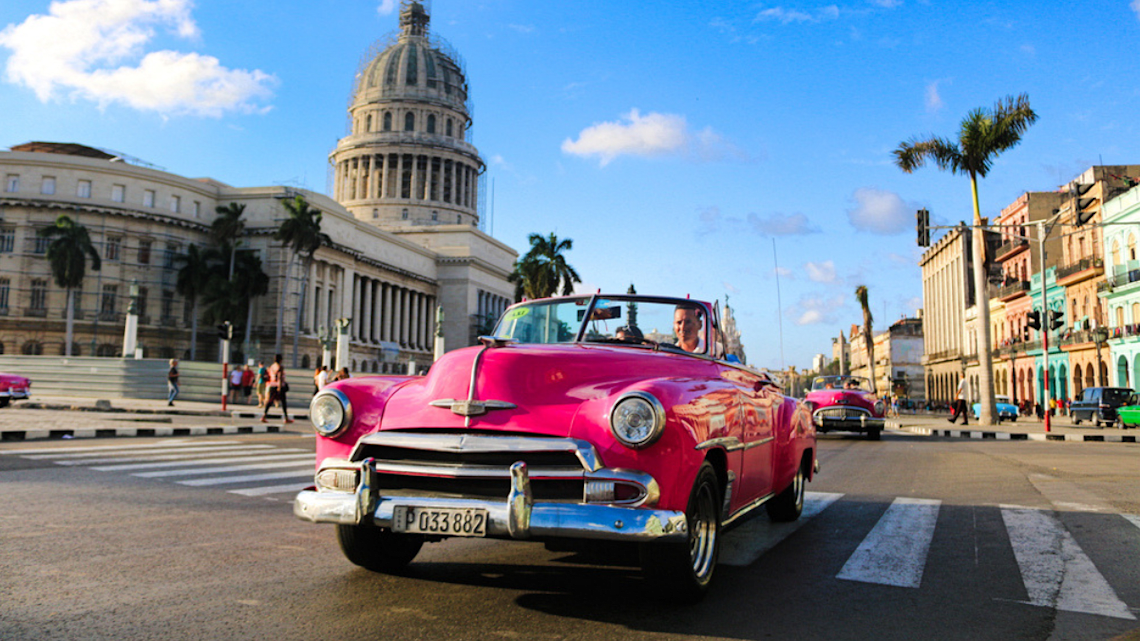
310,389,352,438
609,392,666,449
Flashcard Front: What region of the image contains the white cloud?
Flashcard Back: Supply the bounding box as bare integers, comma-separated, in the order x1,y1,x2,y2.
747,211,820,236
1133,0,1140,20
377,0,398,15
791,295,846,326
562,109,744,166
723,281,741,295
0,0,275,117
870,0,902,7
925,80,944,113
804,260,838,283
774,266,795,279
754,5,840,24
847,187,915,235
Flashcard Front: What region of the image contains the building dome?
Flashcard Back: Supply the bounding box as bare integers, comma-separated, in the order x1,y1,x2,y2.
331,1,483,229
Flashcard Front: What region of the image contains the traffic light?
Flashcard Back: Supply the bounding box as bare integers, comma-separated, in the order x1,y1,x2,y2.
217,322,233,340
1071,182,1097,226
1048,309,1064,331
916,208,930,247
1026,310,1041,331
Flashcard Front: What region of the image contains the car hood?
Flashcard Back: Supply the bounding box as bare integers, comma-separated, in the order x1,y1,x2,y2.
376,343,716,437
805,389,875,408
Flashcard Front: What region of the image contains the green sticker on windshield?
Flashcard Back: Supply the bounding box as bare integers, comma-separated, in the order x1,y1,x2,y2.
504,307,530,320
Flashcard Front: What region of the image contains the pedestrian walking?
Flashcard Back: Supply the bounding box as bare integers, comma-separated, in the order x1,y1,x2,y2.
255,361,268,408
167,358,180,406
241,364,255,404
948,378,969,425
261,354,294,424
229,366,244,404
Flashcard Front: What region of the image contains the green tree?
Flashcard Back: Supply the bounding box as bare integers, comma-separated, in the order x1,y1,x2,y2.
38,214,101,356
854,285,876,394
508,233,581,301
175,243,213,360
210,202,246,281
233,249,270,358
275,195,331,366
894,93,1038,425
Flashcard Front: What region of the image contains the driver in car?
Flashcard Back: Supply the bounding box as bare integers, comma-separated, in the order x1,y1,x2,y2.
674,305,704,353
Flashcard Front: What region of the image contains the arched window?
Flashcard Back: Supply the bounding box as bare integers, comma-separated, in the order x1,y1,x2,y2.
446,119,453,137
21,341,42,355
401,208,409,220
1130,234,1137,261
405,112,415,131
383,112,392,131
1112,239,1121,266
302,354,311,369
1132,302,1139,323
427,114,436,134
365,114,372,132
1117,306,1125,328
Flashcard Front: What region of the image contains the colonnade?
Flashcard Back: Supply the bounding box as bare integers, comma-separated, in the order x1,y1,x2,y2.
478,290,510,325
351,274,435,351
337,153,478,210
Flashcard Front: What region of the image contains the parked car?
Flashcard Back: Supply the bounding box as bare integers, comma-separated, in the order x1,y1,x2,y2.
1070,387,1135,427
803,375,885,440
0,372,31,407
295,294,817,601
972,395,1019,422
1113,402,1140,429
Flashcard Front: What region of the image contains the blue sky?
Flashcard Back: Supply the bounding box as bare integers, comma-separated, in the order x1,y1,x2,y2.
3,0,1140,370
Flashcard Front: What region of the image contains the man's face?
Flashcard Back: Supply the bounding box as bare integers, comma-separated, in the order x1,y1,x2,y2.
674,308,701,350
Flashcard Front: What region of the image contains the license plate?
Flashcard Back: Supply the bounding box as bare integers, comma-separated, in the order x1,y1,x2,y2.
392,506,488,537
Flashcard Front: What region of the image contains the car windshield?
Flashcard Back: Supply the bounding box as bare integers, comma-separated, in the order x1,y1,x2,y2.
811,376,871,392
492,295,711,355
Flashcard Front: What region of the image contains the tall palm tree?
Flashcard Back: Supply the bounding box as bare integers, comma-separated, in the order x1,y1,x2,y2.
233,249,270,358
894,93,1038,425
275,195,331,366
39,214,101,356
175,243,213,360
509,233,581,300
210,202,246,281
854,285,876,394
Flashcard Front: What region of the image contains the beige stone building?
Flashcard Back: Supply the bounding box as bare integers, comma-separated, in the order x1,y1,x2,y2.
0,3,515,370
919,224,971,406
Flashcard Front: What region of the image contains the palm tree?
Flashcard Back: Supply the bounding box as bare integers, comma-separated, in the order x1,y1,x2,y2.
210,202,246,281
175,244,213,360
275,195,331,366
233,249,270,358
39,215,101,356
508,233,581,300
894,93,1038,425
854,285,876,394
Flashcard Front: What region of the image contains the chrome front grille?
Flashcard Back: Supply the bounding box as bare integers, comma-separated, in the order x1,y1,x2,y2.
815,406,871,420
350,432,600,503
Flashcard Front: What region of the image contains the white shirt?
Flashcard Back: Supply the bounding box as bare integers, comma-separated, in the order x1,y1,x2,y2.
230,369,244,386
317,370,329,388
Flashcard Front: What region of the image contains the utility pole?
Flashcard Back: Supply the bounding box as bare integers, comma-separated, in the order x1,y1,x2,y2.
1037,222,1052,433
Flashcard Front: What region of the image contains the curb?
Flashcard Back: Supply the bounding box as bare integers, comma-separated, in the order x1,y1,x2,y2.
0,424,282,442
888,420,1139,443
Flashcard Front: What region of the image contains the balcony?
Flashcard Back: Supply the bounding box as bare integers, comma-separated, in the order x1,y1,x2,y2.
1099,266,1140,293
1056,256,1104,286
996,279,1030,301
995,238,1029,261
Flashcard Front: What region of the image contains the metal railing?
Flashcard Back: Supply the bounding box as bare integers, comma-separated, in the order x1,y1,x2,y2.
1056,256,1104,281
996,279,1030,299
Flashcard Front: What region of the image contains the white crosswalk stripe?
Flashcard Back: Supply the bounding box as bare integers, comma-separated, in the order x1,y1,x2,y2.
1125,513,1140,531
837,497,941,588
179,468,313,486
133,457,314,478
1001,506,1135,620
45,444,280,463
95,452,310,472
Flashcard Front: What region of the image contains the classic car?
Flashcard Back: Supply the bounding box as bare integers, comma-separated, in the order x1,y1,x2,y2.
1071,387,1136,427
295,294,817,601
972,395,1018,422
0,372,31,407
803,375,885,440
1113,402,1140,429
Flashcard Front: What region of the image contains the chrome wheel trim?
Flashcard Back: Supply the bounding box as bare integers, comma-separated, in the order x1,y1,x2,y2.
688,480,718,581
792,466,805,512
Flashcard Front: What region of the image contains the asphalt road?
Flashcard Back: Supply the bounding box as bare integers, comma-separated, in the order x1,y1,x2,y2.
2,428,1139,641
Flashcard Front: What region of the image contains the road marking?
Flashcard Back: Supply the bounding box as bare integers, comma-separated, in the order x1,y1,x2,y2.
27,444,276,461
1000,506,1135,620
720,491,843,567
1124,514,1140,531
837,497,941,588
229,482,313,496
179,468,314,486
92,452,311,472
1027,474,1116,513
0,439,237,455
54,445,284,466
133,457,314,478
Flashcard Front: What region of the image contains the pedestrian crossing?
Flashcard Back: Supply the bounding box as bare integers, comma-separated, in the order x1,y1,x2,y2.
1,439,315,499
3,439,1139,621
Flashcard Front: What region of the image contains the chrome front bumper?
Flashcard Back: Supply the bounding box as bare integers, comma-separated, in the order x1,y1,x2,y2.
814,414,884,432
0,389,29,399
294,459,688,543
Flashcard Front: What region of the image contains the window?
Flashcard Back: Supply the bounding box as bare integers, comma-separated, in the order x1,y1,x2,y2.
33,233,50,255
405,112,415,131
143,189,155,207
104,236,121,261
401,208,409,220
383,112,392,131
366,114,373,131
77,180,91,198
1112,240,1121,266
193,201,200,218
101,285,117,314
372,208,379,219
161,289,174,320
0,278,9,310
431,211,437,221
0,228,13,253
1130,234,1137,262
164,242,180,268
138,240,151,264
136,286,148,318
5,174,18,193
41,176,55,195
111,184,125,203
170,195,181,213
446,119,453,137
30,279,47,311
1117,306,1125,328
427,114,436,134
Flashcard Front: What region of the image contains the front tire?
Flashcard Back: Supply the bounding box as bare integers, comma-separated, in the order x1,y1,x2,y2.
766,459,806,522
336,524,423,573
866,426,882,441
640,462,721,603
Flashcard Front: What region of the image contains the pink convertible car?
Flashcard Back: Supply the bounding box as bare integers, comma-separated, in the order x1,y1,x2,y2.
804,375,885,440
0,372,31,407
295,294,817,601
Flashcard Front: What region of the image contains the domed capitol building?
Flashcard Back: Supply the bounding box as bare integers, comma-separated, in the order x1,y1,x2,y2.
0,1,515,373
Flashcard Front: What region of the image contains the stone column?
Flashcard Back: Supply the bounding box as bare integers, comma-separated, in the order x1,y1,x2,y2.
371,280,381,343
362,277,373,343
397,154,405,199
381,283,392,342
351,275,361,342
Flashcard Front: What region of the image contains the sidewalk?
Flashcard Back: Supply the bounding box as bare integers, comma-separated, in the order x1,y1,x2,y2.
887,412,1139,443
0,394,309,441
